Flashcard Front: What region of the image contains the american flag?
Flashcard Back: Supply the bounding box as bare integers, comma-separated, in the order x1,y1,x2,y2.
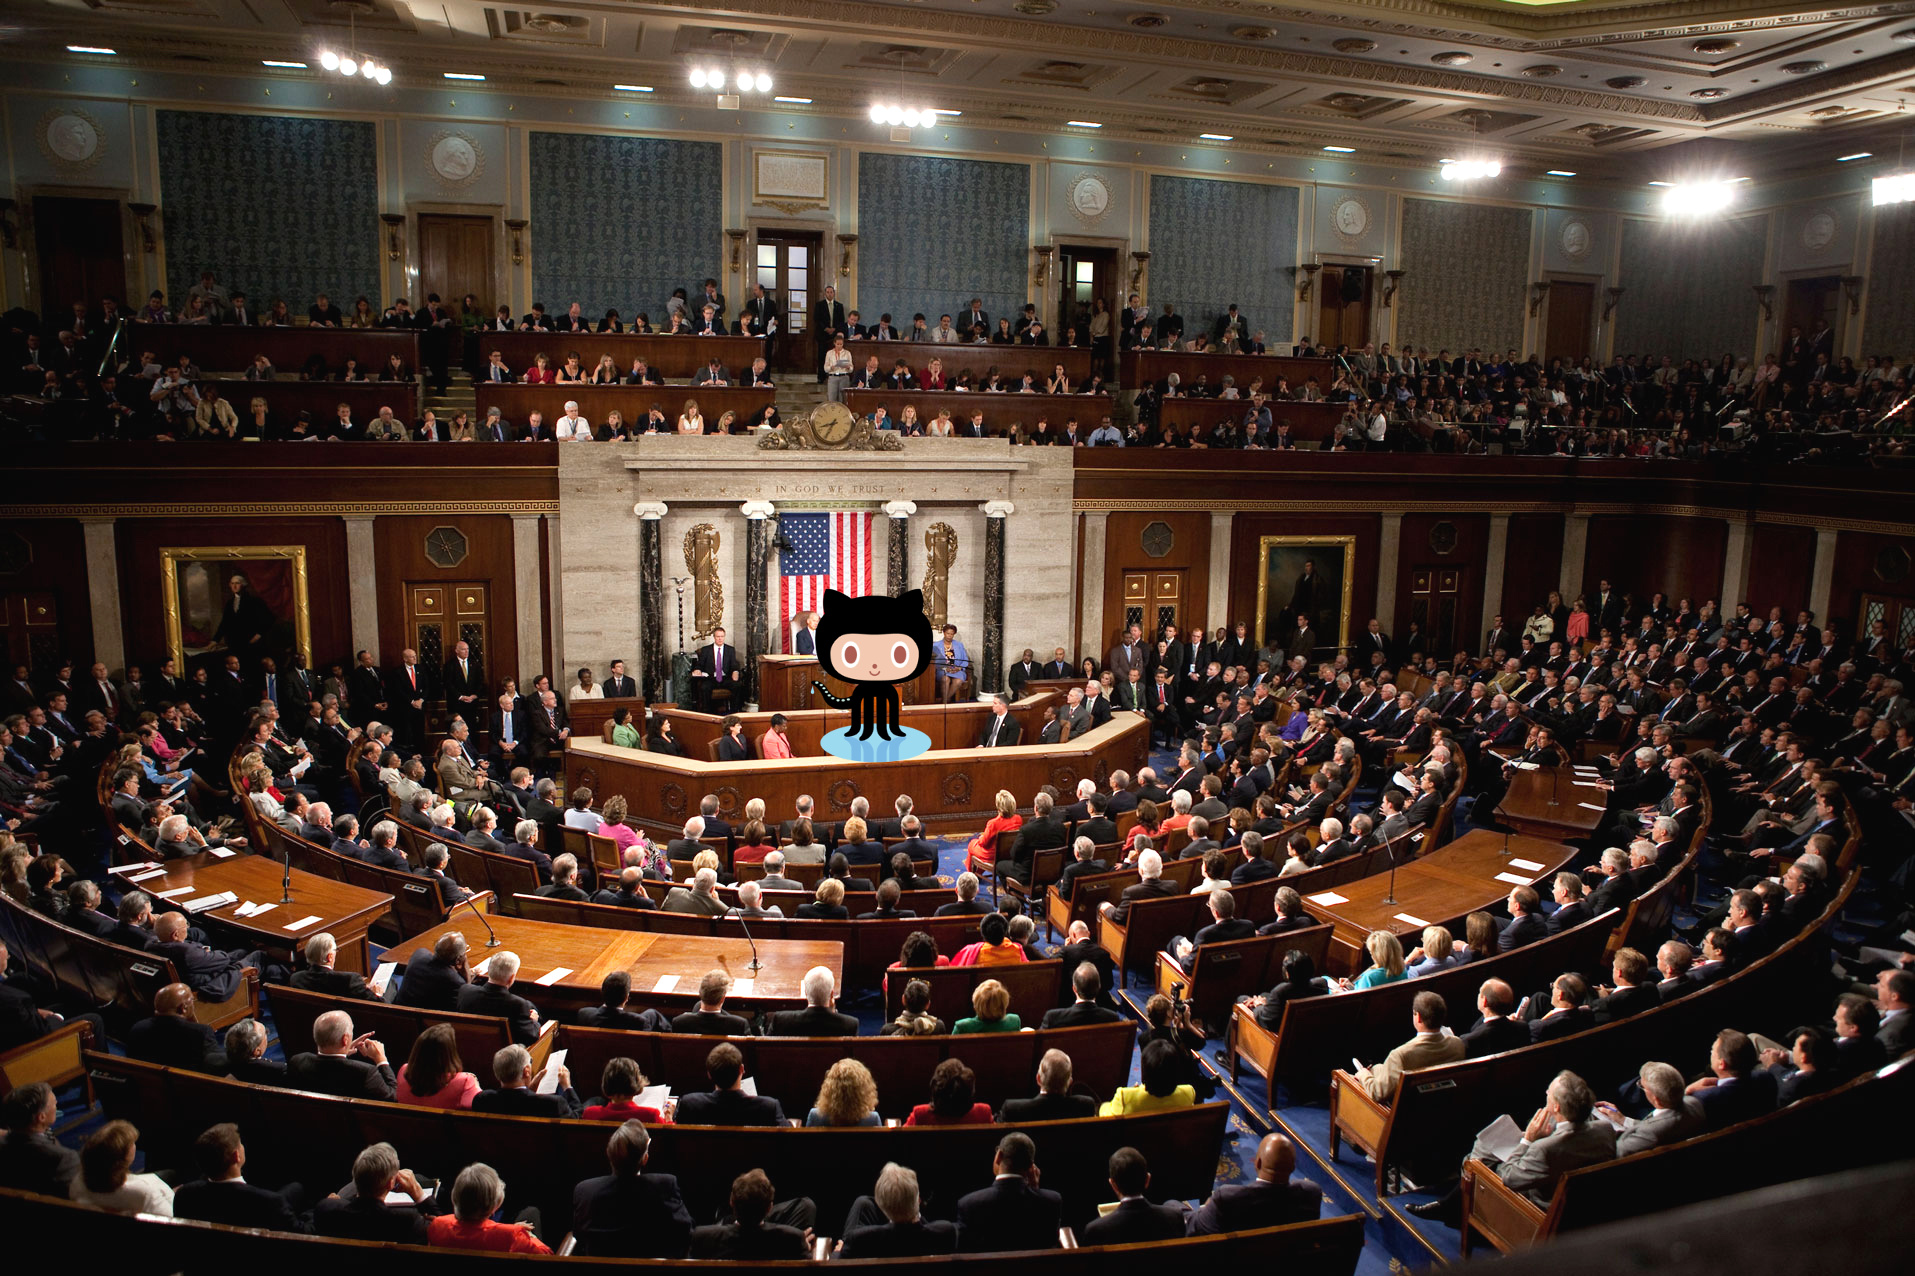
779,511,873,651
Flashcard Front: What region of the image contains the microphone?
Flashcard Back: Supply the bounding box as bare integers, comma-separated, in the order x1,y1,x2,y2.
280,843,294,904
731,908,764,973
1380,832,1402,907
459,888,502,948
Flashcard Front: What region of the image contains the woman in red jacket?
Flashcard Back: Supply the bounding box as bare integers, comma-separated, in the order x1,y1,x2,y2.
964,788,1022,877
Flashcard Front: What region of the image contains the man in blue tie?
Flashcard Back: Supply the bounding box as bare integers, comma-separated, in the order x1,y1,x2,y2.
1106,623,1144,686
491,692,527,774
258,657,281,709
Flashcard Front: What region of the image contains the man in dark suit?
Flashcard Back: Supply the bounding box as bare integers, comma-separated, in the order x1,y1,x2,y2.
124,983,228,1072
1188,1133,1322,1235
602,659,639,700
688,1170,810,1260
150,913,258,1003
1004,792,1067,888
570,1120,695,1258
1057,921,1119,1007
1232,832,1281,884
285,1009,398,1099
1527,974,1594,1043
1691,1029,1778,1130
1006,650,1040,698
173,1124,309,1233
997,1050,1100,1123
765,966,858,1036
384,648,430,754
671,972,753,1035
310,1145,432,1244
288,932,380,1001
1460,980,1532,1058
1056,837,1110,901
956,1134,1062,1252
1082,1148,1189,1244
456,950,543,1044
1101,851,1177,924
395,932,472,1010
977,695,1022,747
471,1043,581,1116
440,640,484,726
1494,886,1549,952
812,286,847,383
489,692,530,774
674,1043,788,1125
577,971,673,1032
839,1163,957,1259
347,650,390,725
1040,963,1124,1027
0,1081,79,1196
690,627,743,711
1040,648,1074,680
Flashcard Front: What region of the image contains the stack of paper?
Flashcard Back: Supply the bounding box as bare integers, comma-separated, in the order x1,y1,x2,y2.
368,962,398,996
535,1049,569,1094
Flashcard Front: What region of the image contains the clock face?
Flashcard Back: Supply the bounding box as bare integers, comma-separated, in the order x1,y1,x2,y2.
424,526,469,568
810,402,856,446
1333,197,1369,239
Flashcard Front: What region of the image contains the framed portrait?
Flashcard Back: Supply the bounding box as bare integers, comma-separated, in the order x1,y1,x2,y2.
1256,536,1355,659
160,546,311,674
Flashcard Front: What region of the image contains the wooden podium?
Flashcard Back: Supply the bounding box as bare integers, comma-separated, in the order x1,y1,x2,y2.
757,655,936,712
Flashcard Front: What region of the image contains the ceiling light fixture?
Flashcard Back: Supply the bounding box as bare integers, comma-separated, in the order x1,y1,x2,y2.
1660,179,1738,217
316,11,390,86
932,108,962,116
774,95,811,103
66,45,117,55
1323,145,1356,153
614,84,654,93
1068,120,1102,128
1200,133,1234,140
443,72,485,81
689,64,771,100
1874,172,1915,206
1440,158,1502,180
1546,169,1577,177
262,60,308,69
869,103,937,128
1837,151,1872,161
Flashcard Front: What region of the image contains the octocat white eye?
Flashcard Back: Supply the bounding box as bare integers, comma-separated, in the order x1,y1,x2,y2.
840,643,860,666
892,643,911,666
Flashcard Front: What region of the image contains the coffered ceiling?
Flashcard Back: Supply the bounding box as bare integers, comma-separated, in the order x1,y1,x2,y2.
11,0,1915,177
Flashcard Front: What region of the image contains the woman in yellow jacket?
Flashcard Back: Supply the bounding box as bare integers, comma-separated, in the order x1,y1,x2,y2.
1099,1039,1197,1115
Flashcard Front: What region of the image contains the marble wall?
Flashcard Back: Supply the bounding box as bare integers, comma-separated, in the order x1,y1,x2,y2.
1397,197,1532,356
1616,213,1769,363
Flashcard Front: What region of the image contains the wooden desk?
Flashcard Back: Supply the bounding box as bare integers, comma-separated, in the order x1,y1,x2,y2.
1155,396,1345,444
843,389,1112,435
142,852,393,974
1120,349,1335,392
567,708,1149,837
655,686,1060,757
1494,766,1609,841
755,654,935,713
132,323,419,376
1298,830,1572,975
201,378,421,425
476,383,773,431
385,911,839,1013
481,332,764,381
846,339,1092,384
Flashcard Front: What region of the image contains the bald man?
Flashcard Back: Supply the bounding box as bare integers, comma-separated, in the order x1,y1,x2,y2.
1185,1134,1322,1235
125,982,227,1073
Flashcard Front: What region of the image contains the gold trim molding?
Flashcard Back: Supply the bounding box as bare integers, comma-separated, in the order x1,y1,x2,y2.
1255,534,1356,655
0,501,560,518
159,544,312,674
1072,499,1913,538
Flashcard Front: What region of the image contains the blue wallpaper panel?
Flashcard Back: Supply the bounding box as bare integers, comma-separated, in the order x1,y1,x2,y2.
529,133,722,319
1864,201,1915,360
1398,198,1531,356
156,111,379,310
1147,176,1298,345
856,153,1029,331
1616,214,1768,362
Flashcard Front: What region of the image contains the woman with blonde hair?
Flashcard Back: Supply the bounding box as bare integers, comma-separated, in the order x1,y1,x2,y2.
964,789,1022,876
71,1120,173,1216
1341,929,1408,990
806,1058,880,1126
600,795,641,855
952,978,1022,1034
1406,925,1464,977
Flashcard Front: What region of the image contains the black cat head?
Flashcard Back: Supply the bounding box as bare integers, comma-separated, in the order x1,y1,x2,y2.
814,589,934,685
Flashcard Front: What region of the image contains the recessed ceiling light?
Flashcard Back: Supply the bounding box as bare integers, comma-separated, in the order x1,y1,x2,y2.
66,45,117,54
1648,180,1672,187
1067,120,1101,128
1200,133,1233,140
444,72,485,81
1837,152,1872,162
262,60,308,68
614,84,654,93
773,95,811,103
1323,145,1356,153
1547,170,1577,177
932,108,962,116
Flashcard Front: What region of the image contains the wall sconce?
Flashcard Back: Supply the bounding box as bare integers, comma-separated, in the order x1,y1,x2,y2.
1033,244,1053,289
1602,286,1624,321
1528,280,1552,318
726,228,746,274
0,199,16,251
1295,263,1321,303
1752,284,1775,322
1129,250,1150,293
1840,275,1865,316
836,233,857,277
505,218,528,265
127,202,158,254
380,213,406,262
1381,269,1405,308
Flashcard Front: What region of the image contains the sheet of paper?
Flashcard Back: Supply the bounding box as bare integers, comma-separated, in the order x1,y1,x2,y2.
652,974,679,993
128,868,169,883
246,902,276,918
1900,929,1915,947
535,1049,568,1095
154,886,193,899
1494,871,1534,886
533,966,573,986
1475,1113,1525,1164
1572,782,1605,790
1577,801,1607,811
1508,858,1546,872
208,847,237,859
1307,891,1349,906
730,977,755,996
1392,912,1430,928
369,962,397,995
233,901,256,917
283,914,323,932
472,956,494,978
383,1191,416,1207
108,862,160,876
636,1084,671,1111
740,1076,758,1097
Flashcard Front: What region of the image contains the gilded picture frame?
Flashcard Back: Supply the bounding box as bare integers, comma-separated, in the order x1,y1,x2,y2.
160,545,312,673
1255,535,1355,659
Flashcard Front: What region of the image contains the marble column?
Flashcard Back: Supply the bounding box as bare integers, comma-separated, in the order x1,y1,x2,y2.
1560,512,1590,602
882,500,916,597
79,517,125,673
545,514,566,686
1720,518,1753,611
741,501,775,704
980,501,1014,695
1808,527,1839,626
1078,511,1109,661
342,516,380,660
509,515,544,684
1480,513,1511,649
634,502,668,701
1206,512,1234,631
1374,512,1403,630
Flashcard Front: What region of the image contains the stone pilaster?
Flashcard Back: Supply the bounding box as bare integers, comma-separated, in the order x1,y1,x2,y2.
1560,512,1590,603
741,500,776,704
341,516,380,662
980,501,1014,695
1721,518,1753,611
882,500,917,597
509,515,544,684
634,502,668,701
1809,527,1839,626
79,517,124,673
1375,512,1403,631
1481,513,1511,649
1207,512,1234,632
1078,510,1108,660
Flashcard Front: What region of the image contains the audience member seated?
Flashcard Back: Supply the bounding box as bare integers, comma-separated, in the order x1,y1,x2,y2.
312,1142,436,1244
1356,991,1466,1101
172,1122,309,1232
955,1133,1060,1253
1100,1039,1198,1114
881,979,947,1036
286,1008,398,1099
954,978,1023,1034
429,1161,550,1254
675,1043,788,1126
70,1120,173,1217
125,982,227,1074
394,1022,480,1109
454,948,542,1044
1187,1133,1323,1234
838,1162,957,1258
472,1042,579,1117
570,1120,694,1258
806,1057,881,1126
582,1055,671,1123
1409,1070,1618,1225
905,1058,994,1125
0,1082,78,1196
767,965,859,1036
1081,1146,1190,1243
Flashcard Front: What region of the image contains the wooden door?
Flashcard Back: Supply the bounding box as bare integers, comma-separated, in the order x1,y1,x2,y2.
418,215,496,319
1857,593,1915,659
32,196,125,328
0,593,62,680
1407,567,1465,656
1783,276,1842,350
754,232,822,369
1316,265,1371,351
1543,280,1595,363
1056,244,1116,353
405,582,489,737
1121,570,1186,643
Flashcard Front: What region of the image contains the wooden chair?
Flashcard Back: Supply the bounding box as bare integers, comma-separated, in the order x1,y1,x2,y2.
1154,923,1335,1031
0,1019,95,1106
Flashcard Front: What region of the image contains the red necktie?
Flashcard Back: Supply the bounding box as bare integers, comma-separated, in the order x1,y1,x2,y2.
408,666,416,689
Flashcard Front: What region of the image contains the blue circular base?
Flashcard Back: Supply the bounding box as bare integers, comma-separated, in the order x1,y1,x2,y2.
819,725,933,763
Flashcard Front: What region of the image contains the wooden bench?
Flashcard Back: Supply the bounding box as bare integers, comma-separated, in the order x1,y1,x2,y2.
881,960,1065,1029
1044,855,1203,943
0,1019,95,1104
265,981,556,1076
1155,924,1336,1031
264,825,486,941
85,1050,1233,1231
0,1185,1366,1274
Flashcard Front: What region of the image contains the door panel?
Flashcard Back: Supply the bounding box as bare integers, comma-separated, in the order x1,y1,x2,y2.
0,593,62,680
756,232,822,369
418,215,496,323
1408,567,1465,656
1316,265,1371,352
1783,276,1842,350
405,582,489,737
33,197,125,329
1543,281,1595,364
